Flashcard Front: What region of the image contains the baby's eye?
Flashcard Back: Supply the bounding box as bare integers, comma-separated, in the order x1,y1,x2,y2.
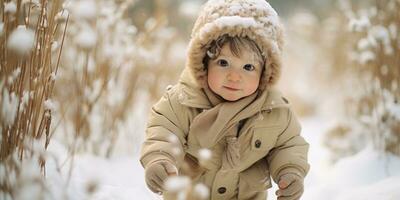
217,59,229,67
243,64,255,71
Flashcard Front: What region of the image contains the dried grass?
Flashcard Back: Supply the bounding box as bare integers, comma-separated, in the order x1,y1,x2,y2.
1,0,68,197
321,0,400,159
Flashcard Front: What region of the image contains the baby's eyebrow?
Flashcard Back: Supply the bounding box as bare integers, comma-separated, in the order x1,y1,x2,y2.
218,52,228,57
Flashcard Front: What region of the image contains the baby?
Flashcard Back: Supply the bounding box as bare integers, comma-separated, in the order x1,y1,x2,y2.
140,0,310,199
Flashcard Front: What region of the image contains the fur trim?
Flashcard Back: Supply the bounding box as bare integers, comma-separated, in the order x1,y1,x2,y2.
185,0,284,91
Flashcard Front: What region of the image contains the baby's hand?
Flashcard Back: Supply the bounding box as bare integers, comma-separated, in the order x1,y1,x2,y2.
144,160,178,194
276,173,304,200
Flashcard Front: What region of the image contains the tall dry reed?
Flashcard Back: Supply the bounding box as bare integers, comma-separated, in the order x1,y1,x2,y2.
321,0,400,161
1,0,68,198
50,0,184,159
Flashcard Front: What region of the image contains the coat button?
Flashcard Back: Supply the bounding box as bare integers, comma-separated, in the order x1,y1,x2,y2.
255,139,262,148
218,187,226,194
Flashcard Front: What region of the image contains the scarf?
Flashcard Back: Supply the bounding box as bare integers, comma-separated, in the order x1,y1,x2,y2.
190,87,268,169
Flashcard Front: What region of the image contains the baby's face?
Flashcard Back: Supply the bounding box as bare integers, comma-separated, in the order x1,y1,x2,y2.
207,44,262,101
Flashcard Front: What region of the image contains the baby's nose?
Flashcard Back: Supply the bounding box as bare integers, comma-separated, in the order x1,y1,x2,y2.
227,71,241,82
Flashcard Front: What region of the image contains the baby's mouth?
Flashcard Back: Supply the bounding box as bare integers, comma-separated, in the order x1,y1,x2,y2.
223,86,240,91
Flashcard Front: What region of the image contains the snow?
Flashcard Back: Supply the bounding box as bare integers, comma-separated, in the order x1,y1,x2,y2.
300,117,400,200
198,148,212,161
10,110,397,200
164,176,191,192
126,25,137,35
55,10,69,23
44,141,156,200
335,176,400,200
179,1,201,18
358,50,375,64
349,16,370,32
1,89,19,126
7,67,21,85
388,23,397,40
368,25,393,55
51,41,59,52
7,26,35,55
228,2,243,15
84,79,102,103
200,16,260,40
193,183,209,199
304,147,400,200
72,0,97,20
214,16,258,29
144,18,157,31
75,27,97,50
357,38,371,51
3,1,399,199
167,134,179,144
50,72,58,81
20,91,30,111
251,0,278,16
4,1,17,14
44,99,57,111
0,22,4,36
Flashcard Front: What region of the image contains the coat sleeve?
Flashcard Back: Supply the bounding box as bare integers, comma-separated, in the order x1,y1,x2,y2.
140,85,190,169
266,108,310,182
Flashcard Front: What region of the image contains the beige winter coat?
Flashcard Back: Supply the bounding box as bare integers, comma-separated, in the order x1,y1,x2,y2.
140,69,309,200
140,0,309,199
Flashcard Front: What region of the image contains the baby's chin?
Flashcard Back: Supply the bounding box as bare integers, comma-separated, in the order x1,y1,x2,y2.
220,93,244,102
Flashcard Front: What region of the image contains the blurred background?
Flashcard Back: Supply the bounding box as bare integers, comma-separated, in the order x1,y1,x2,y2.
1,0,399,199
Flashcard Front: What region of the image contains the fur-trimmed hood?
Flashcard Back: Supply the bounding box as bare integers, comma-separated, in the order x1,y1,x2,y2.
182,0,285,91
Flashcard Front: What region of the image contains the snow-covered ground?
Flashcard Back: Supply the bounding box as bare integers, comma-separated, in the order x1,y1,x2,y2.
45,115,400,200
301,117,400,200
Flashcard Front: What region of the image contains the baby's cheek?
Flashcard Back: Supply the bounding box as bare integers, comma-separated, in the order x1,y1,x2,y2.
246,78,260,94
207,71,222,90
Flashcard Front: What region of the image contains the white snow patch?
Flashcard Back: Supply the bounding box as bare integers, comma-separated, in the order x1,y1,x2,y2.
200,16,260,40
44,99,56,111
50,72,57,81
167,134,180,144
7,26,35,55
388,23,397,40
214,16,258,29
7,67,21,85
4,1,17,14
179,1,201,18
304,146,400,200
20,90,30,111
84,79,102,103
55,10,69,23
198,148,212,161
0,22,4,36
380,65,389,76
75,27,97,50
22,0,40,6
51,41,59,52
193,183,209,199
357,38,371,50
1,89,19,126
172,147,181,156
252,0,278,16
164,176,190,192
358,50,375,64
335,176,400,200
73,0,97,20
349,16,370,32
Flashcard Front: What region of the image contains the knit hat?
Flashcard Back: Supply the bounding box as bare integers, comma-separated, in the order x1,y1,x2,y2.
185,0,284,91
